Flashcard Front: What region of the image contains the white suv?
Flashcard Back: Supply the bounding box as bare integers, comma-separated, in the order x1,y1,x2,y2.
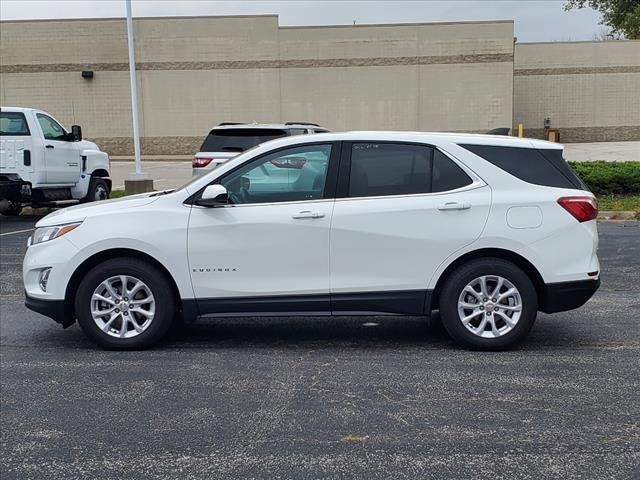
192,122,329,175
23,132,600,350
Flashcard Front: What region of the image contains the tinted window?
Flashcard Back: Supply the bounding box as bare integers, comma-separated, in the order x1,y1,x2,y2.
200,128,288,153
432,149,473,192
349,143,431,197
36,113,66,140
0,112,30,136
460,144,583,189
348,143,472,198
537,148,587,190
219,144,331,204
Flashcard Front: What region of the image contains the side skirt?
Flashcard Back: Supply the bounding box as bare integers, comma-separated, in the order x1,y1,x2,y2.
192,290,432,318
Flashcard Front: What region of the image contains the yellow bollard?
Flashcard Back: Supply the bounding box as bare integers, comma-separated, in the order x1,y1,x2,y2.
518,124,524,137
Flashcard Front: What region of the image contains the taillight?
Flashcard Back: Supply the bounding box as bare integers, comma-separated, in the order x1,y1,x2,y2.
557,196,598,222
192,157,213,168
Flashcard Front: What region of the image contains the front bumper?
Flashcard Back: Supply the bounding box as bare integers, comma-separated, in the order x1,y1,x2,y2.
540,278,601,314
0,178,30,203
25,292,74,327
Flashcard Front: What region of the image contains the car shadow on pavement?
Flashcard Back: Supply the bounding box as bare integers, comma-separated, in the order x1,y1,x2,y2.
157,313,453,349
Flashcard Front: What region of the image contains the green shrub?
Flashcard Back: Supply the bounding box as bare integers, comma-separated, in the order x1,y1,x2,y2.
568,161,640,196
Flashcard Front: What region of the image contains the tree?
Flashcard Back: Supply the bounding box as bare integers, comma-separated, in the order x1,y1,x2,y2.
565,0,640,39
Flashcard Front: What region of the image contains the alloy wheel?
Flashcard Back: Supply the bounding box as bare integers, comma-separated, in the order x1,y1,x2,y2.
457,275,522,338
91,275,155,338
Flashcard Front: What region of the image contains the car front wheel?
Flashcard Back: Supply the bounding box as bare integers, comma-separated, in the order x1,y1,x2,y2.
82,177,109,203
439,258,538,350
75,258,175,350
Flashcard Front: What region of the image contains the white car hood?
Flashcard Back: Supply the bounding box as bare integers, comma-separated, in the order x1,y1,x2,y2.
36,192,162,227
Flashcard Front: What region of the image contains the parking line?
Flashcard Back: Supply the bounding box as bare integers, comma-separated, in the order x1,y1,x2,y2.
0,228,34,237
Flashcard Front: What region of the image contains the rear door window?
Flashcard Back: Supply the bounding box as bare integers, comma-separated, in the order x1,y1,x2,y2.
0,112,30,136
432,149,474,192
349,143,431,197
459,144,584,189
347,143,472,198
200,128,288,153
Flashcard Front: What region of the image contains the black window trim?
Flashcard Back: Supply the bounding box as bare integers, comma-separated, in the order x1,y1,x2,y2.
335,140,480,200
185,140,342,206
0,111,31,136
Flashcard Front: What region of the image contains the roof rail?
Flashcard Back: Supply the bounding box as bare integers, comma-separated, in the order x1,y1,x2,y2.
285,122,320,127
217,122,245,126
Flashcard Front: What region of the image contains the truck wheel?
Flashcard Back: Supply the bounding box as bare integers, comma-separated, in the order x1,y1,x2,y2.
82,178,109,203
0,205,23,216
75,257,176,350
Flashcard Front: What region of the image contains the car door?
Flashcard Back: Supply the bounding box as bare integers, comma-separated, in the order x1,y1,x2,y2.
329,141,491,314
35,113,80,184
187,142,339,314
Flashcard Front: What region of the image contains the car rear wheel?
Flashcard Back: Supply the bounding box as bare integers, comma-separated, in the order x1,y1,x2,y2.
75,258,175,350
439,258,538,350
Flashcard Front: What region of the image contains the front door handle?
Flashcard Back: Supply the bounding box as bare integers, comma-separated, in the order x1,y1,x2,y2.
45,144,54,149
437,201,471,211
292,210,325,219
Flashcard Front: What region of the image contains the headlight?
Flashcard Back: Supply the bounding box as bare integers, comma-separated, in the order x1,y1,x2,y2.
31,222,82,246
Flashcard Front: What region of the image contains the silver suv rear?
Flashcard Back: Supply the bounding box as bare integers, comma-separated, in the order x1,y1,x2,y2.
192,122,329,175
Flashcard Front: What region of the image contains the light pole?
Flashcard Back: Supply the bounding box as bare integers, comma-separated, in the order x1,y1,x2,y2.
124,0,153,194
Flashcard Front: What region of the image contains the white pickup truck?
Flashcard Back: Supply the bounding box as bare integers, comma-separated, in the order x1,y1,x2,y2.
0,107,111,215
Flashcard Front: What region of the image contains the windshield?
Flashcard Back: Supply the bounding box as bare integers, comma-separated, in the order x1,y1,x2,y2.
199,128,288,153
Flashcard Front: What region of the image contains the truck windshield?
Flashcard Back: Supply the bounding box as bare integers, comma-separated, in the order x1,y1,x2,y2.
0,112,30,136
200,128,288,153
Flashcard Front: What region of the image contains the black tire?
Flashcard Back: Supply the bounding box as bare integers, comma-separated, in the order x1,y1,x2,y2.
82,177,109,203
75,257,176,350
439,258,538,351
1,205,22,216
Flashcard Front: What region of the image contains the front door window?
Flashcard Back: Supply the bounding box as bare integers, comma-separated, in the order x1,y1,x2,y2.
219,144,332,204
36,114,67,140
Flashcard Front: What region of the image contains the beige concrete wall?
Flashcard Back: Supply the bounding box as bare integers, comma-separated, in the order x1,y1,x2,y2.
514,41,640,142
1,16,514,155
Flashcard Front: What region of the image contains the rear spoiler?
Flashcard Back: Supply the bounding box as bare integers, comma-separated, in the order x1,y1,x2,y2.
486,127,511,136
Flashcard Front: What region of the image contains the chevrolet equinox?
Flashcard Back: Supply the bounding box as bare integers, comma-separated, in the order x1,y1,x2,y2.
24,132,600,350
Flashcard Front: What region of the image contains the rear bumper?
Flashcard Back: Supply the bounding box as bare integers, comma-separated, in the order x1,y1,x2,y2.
540,278,600,314
25,293,74,328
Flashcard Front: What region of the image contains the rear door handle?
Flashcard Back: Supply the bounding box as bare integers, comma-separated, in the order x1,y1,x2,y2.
437,201,471,211
292,210,325,219
45,144,54,149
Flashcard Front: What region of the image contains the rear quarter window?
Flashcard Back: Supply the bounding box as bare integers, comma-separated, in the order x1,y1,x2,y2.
459,144,585,189
0,112,30,136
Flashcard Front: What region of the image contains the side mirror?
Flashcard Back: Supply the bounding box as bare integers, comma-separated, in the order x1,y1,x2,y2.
195,184,228,207
71,125,82,141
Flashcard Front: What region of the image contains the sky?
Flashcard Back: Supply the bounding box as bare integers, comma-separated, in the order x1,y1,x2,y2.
0,0,604,42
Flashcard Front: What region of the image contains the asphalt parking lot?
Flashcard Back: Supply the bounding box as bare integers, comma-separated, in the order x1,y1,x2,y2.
1,216,639,479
